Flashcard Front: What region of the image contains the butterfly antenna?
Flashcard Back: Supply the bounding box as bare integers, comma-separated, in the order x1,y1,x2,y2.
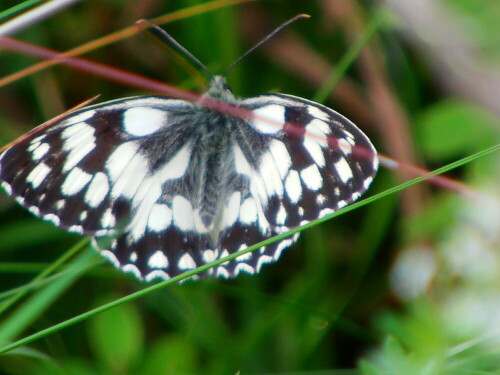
223,14,310,76
137,19,213,78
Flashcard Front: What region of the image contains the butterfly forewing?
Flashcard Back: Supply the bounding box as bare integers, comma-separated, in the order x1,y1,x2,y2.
241,94,377,222
0,76,378,281
1,97,192,235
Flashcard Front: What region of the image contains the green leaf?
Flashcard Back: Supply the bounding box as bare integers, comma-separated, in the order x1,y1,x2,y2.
359,359,386,375
0,249,94,343
141,335,199,375
416,99,498,160
382,336,407,365
87,295,144,373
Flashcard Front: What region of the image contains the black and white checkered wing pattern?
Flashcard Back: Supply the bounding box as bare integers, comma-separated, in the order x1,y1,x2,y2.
209,94,378,277
0,97,211,280
0,97,194,235
0,80,377,281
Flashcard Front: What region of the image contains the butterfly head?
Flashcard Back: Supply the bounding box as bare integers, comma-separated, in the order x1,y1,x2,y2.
202,76,236,104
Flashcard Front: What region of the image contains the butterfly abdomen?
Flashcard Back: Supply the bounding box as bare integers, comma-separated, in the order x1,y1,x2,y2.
190,111,237,231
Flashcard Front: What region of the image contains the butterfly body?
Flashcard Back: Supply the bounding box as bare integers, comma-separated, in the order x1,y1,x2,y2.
0,75,378,281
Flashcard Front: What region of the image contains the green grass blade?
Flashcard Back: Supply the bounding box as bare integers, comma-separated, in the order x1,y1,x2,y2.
0,0,45,24
0,239,89,315
0,248,95,344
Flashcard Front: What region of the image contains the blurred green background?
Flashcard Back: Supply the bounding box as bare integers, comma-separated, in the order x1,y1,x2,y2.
0,0,498,374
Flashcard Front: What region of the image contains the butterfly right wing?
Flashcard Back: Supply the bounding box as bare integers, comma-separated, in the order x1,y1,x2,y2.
209,93,378,277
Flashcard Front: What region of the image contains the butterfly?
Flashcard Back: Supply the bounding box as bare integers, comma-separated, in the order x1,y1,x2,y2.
0,22,378,282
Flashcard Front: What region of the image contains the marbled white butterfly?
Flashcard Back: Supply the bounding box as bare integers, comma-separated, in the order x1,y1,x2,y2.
0,20,378,281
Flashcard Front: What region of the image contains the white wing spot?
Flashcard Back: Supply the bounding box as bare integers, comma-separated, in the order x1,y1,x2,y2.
56,200,65,210
178,253,196,270
259,152,284,198
303,137,326,167
101,249,120,268
306,119,331,138
28,142,40,152
31,143,50,161
172,195,195,231
335,158,353,183
126,172,163,241
239,198,258,224
223,191,241,228
235,246,252,261
216,267,230,278
275,204,287,225
285,170,302,204
61,122,96,172
26,163,51,188
79,210,87,221
220,249,230,259
234,145,252,177
30,135,46,146
234,263,255,275
251,105,285,134
363,176,374,189
28,205,39,215
67,224,84,233
44,213,61,226
61,110,95,125
307,106,330,122
108,144,149,199
319,208,335,217
316,194,327,205
101,208,116,228
256,255,273,272
273,237,296,260
268,140,291,178
300,165,323,191
148,250,169,269
203,249,217,263
106,142,138,182
342,131,356,145
61,167,92,196
85,172,109,207
147,203,172,232
1,181,12,195
123,264,142,279
157,143,192,180
338,138,352,155
123,107,166,136
145,270,169,282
